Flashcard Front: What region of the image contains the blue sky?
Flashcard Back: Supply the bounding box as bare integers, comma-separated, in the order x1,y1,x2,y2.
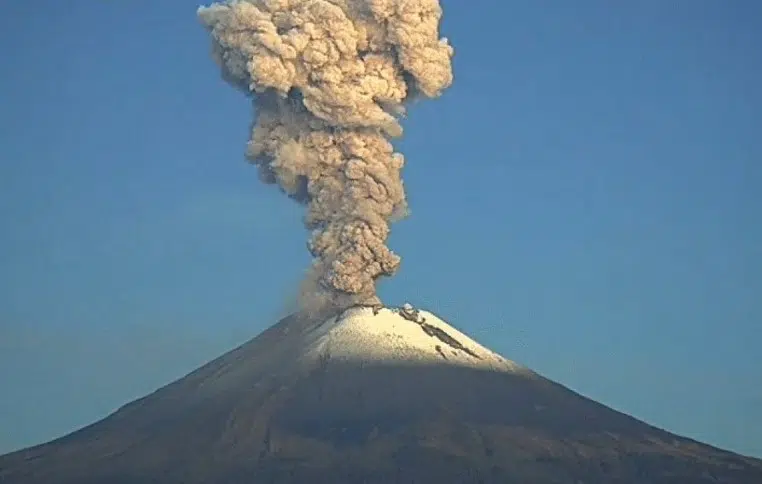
1,1,760,458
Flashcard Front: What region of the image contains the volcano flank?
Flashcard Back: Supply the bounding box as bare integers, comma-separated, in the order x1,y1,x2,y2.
1,305,760,483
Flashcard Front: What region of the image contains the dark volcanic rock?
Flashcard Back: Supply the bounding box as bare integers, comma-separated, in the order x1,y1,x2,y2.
1,308,760,484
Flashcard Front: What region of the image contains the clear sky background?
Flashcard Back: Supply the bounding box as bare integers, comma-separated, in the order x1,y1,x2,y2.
1,0,760,458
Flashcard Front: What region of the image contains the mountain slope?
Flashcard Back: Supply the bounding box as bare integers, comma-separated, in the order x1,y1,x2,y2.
1,306,760,484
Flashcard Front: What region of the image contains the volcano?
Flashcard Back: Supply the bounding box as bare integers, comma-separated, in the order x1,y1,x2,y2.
1,305,760,483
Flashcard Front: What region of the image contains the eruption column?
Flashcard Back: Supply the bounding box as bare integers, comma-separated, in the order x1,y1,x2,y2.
198,0,453,313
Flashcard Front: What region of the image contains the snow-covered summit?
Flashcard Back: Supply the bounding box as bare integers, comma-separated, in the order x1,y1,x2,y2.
163,304,528,403
298,304,525,373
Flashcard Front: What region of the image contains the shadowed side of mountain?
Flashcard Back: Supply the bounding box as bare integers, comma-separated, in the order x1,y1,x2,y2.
259,362,762,483
2,359,761,484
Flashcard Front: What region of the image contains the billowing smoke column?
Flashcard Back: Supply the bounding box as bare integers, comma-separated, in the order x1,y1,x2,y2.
198,0,453,313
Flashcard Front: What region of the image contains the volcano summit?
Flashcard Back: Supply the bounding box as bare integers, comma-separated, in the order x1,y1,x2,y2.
1,305,761,483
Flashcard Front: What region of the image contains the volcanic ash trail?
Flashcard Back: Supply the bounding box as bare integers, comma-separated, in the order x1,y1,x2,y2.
198,0,453,313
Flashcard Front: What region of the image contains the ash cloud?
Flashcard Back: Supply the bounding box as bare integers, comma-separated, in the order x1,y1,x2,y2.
198,0,453,314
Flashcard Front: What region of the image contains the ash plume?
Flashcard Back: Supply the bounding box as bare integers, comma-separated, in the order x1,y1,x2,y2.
198,0,453,313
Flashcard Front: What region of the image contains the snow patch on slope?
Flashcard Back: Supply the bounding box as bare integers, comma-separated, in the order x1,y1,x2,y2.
116,304,530,412
301,305,524,373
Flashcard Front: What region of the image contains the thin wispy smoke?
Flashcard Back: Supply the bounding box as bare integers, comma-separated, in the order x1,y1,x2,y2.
198,0,453,314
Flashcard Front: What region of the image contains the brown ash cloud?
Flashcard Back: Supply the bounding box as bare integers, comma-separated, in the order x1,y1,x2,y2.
198,0,453,314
